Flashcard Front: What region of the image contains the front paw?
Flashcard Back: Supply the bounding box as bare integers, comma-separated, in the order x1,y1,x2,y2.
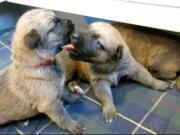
153,80,170,91
102,105,117,123
67,120,85,134
67,82,85,95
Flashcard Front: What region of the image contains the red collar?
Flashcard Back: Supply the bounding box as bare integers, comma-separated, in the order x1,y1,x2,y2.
34,59,55,67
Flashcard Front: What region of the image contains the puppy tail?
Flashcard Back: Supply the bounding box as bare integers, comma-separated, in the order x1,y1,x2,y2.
175,75,180,91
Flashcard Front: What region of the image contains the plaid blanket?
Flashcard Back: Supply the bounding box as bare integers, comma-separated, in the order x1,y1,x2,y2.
0,30,179,134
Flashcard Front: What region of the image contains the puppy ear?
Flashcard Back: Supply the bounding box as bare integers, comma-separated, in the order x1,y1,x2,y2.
115,46,123,59
24,29,41,48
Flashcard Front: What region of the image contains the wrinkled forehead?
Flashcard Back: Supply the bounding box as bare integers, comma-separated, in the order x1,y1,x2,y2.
25,9,54,18
33,11,55,25
89,23,120,41
89,22,123,49
89,23,114,35
38,15,55,26
21,9,56,28
76,29,94,40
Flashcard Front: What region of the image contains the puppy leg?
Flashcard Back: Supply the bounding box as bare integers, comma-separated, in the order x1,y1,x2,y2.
148,54,177,80
148,62,177,80
62,89,83,104
38,100,84,134
130,63,170,91
92,80,117,123
151,70,176,80
0,116,9,125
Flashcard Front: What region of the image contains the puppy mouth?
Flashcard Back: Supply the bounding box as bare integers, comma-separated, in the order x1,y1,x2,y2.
63,48,82,60
67,50,94,63
69,52,86,61
69,50,79,59
63,44,96,62
55,45,63,53
62,44,81,59
54,38,72,53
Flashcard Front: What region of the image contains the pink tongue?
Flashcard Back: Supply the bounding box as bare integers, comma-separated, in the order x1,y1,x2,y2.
62,44,76,50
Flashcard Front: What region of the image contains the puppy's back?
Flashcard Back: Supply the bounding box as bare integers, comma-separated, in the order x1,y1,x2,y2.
112,23,180,68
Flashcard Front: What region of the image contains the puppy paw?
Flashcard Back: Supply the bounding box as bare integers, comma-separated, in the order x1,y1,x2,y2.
153,80,170,91
67,121,85,134
102,105,117,123
67,81,84,95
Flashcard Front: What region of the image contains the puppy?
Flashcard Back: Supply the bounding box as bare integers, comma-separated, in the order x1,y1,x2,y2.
57,22,170,123
112,23,180,90
0,9,84,134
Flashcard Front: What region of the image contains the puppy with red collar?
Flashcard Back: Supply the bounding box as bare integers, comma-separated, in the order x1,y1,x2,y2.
0,9,84,134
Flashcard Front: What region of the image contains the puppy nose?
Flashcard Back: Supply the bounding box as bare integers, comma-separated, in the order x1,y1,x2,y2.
72,33,80,40
71,33,81,46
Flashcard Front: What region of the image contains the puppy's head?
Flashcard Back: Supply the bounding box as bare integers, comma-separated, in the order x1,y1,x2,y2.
64,22,125,63
13,9,74,60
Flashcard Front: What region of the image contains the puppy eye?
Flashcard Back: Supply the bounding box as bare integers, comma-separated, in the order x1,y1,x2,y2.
93,34,100,38
48,19,61,33
95,39,105,50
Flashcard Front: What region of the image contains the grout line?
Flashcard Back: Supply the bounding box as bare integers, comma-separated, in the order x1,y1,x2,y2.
31,119,43,134
35,121,53,134
0,40,12,51
36,105,71,134
84,95,101,106
125,87,180,111
116,113,156,134
84,84,92,93
131,92,167,134
84,95,157,135
15,127,26,135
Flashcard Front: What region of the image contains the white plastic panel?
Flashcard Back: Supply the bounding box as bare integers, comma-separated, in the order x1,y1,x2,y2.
128,0,180,8
7,0,180,32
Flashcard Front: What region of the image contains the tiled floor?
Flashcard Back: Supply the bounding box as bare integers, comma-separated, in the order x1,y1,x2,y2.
0,30,180,134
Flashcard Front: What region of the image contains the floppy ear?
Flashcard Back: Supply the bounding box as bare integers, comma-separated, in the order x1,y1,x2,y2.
114,45,123,59
24,29,41,48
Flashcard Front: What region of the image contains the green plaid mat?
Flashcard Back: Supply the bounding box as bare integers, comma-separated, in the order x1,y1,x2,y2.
0,31,180,134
